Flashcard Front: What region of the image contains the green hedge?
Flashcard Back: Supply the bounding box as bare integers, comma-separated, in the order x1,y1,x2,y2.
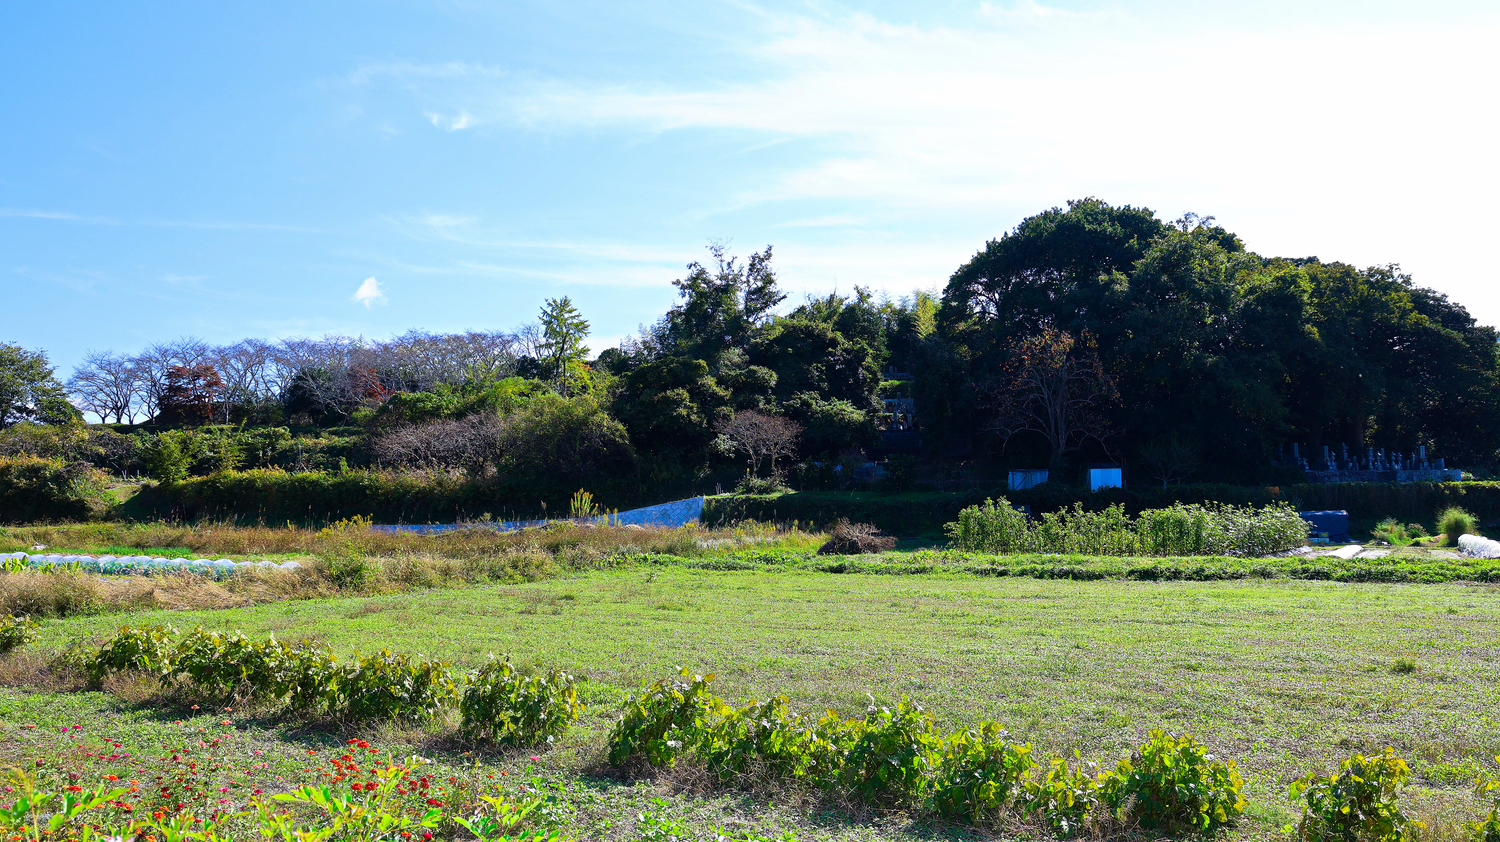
0,456,111,524
1284,481,1500,521
143,467,655,525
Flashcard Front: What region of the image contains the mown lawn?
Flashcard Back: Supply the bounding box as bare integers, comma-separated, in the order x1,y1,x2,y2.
24,567,1500,838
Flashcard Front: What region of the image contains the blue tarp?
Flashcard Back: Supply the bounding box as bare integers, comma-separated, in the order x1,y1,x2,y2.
1299,510,1350,543
370,496,705,535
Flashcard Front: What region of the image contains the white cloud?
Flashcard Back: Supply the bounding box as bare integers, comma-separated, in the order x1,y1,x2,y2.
352,276,386,307
424,110,474,131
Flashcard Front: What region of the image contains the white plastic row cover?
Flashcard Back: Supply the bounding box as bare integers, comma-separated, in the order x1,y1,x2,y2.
1458,533,1500,559
0,552,300,572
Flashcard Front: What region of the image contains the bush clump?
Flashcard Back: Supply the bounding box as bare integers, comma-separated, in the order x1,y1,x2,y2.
459,656,583,746
0,456,111,524
818,519,897,555
1371,519,1429,546
82,623,180,687
0,614,39,654
73,626,582,731
1101,730,1246,831
1290,749,1421,842
841,697,943,802
1438,507,1478,545
929,722,1036,823
605,669,1248,837
607,669,719,769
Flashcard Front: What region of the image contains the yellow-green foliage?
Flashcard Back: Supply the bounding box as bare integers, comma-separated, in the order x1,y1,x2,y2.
0,457,110,524
0,614,39,654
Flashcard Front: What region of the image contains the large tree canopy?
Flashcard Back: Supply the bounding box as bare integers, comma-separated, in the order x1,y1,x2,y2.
930,199,1500,477
0,343,80,429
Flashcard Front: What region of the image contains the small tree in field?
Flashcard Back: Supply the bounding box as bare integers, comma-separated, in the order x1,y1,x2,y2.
719,410,802,477
988,328,1117,470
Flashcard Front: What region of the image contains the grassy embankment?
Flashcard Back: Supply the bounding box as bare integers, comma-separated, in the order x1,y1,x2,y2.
4,563,1499,841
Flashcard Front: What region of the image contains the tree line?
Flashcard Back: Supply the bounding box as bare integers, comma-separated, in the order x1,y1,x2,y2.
4,199,1498,497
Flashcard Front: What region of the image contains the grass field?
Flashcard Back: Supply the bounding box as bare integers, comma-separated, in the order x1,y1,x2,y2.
10,566,1500,840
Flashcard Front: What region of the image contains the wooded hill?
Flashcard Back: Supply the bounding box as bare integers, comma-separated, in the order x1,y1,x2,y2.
3,198,1497,521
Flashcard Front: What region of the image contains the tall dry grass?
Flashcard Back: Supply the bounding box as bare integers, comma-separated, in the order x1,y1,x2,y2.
0,519,801,561
0,520,820,620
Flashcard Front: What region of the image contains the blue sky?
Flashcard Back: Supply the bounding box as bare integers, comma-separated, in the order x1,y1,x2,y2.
4,0,1499,375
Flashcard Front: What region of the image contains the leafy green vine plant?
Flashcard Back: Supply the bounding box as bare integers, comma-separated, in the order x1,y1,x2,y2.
841,695,944,803
607,668,719,769
83,622,179,687
928,721,1037,823
1288,749,1423,842
1100,729,1246,831
1021,753,1105,837
460,656,584,746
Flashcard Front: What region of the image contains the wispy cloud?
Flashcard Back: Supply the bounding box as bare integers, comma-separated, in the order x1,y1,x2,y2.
358,12,1499,216
352,276,386,307
352,7,1500,320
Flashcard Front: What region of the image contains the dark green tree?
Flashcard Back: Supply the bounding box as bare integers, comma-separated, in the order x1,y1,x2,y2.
751,320,880,410
649,244,784,366
611,356,732,457
0,343,80,428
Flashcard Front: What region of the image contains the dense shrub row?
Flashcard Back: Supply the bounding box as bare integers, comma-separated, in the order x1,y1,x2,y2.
707,484,1280,536
946,498,1308,557
68,624,581,743
607,670,1246,834
710,482,1500,537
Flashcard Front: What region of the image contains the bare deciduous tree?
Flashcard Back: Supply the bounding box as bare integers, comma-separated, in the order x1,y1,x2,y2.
371,413,508,476
68,350,143,423
66,329,528,424
718,410,802,477
134,338,210,421
987,328,1118,468
1138,433,1201,488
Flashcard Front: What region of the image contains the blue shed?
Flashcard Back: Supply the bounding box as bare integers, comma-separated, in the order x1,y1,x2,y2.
1299,510,1350,543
